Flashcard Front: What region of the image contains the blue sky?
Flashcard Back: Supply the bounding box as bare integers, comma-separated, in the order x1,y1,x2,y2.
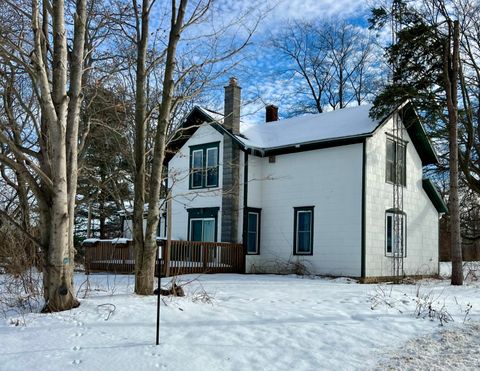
215,0,378,122
153,0,378,122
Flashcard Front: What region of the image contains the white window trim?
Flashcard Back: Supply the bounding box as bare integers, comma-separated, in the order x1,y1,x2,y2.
205,147,219,187
191,149,204,189
295,209,313,255
189,217,216,241
386,138,407,187
385,212,406,257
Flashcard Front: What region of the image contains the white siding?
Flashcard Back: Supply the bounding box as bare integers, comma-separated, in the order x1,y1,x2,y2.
245,144,363,277
169,125,224,240
364,115,439,277
167,115,440,278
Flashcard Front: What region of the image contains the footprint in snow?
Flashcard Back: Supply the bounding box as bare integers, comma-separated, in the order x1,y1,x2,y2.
73,332,84,337
72,346,81,351
72,360,82,365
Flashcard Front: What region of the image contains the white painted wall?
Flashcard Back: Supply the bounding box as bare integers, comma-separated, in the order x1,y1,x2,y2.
364,115,439,277
167,116,440,278
245,144,364,277
168,124,224,240
122,216,166,239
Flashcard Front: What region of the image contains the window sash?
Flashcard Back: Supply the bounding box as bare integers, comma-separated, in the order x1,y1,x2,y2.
386,139,406,186
295,209,313,255
247,212,259,254
205,147,218,187
190,145,218,188
385,212,406,257
191,149,204,188
190,218,216,242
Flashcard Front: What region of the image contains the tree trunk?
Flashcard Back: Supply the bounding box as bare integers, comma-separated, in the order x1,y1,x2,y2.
134,0,188,294
443,20,463,286
132,0,150,293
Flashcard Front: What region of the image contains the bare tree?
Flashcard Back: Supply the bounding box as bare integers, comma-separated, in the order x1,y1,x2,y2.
121,0,260,294
0,0,88,311
442,18,462,285
271,19,382,115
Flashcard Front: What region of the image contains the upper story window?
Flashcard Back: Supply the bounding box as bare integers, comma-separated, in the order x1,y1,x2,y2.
189,142,219,189
386,138,406,186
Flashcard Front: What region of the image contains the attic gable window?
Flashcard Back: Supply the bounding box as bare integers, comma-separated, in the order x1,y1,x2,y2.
189,142,219,189
386,138,406,186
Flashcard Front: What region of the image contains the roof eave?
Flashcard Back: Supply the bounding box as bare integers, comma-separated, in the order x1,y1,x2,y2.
371,101,439,166
241,133,372,157
422,178,448,214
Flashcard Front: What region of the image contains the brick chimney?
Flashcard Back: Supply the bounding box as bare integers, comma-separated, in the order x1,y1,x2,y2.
266,104,279,122
222,78,241,243
224,77,241,134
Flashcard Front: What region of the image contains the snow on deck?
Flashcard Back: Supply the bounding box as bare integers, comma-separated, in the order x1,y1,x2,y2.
91,260,231,268
1,273,479,370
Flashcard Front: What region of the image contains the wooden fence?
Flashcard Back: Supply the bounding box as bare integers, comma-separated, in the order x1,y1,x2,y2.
84,239,245,276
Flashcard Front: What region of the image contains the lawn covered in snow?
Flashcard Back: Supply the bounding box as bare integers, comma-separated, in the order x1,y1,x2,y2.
1,268,479,371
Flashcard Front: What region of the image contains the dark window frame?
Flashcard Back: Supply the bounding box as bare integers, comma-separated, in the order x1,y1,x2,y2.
187,207,219,242
293,206,314,256
386,138,407,187
189,142,220,189
385,209,407,257
246,207,261,255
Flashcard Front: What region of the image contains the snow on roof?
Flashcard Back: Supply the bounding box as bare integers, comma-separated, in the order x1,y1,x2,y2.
117,200,165,216
197,104,379,150
196,106,255,134
236,105,379,149
196,107,224,123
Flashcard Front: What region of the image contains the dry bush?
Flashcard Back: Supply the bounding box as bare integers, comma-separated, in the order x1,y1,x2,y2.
369,284,453,326
157,275,215,306
250,257,314,277
369,285,405,313
413,285,453,325
0,225,43,318
464,261,480,282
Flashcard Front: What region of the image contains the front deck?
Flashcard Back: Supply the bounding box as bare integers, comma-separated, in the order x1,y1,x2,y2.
83,239,245,276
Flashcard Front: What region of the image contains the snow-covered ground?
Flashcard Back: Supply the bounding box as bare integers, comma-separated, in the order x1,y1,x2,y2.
1,268,479,371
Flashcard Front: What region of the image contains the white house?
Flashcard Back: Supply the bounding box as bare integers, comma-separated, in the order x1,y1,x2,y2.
166,78,447,281
119,202,166,239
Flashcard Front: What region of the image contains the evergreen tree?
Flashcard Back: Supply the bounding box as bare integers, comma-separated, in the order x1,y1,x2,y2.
369,0,463,285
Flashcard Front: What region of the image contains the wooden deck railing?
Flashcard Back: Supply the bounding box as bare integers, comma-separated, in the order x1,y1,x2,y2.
84,239,245,276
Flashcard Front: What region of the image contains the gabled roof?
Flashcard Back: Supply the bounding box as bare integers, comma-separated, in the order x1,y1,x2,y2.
238,105,378,149
422,179,448,213
170,102,438,165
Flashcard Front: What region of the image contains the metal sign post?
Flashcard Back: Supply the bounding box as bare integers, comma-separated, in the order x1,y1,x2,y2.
156,244,162,345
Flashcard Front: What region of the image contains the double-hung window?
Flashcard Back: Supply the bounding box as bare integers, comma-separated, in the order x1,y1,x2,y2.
190,142,219,189
246,208,261,254
385,211,407,257
386,138,406,186
293,206,314,255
